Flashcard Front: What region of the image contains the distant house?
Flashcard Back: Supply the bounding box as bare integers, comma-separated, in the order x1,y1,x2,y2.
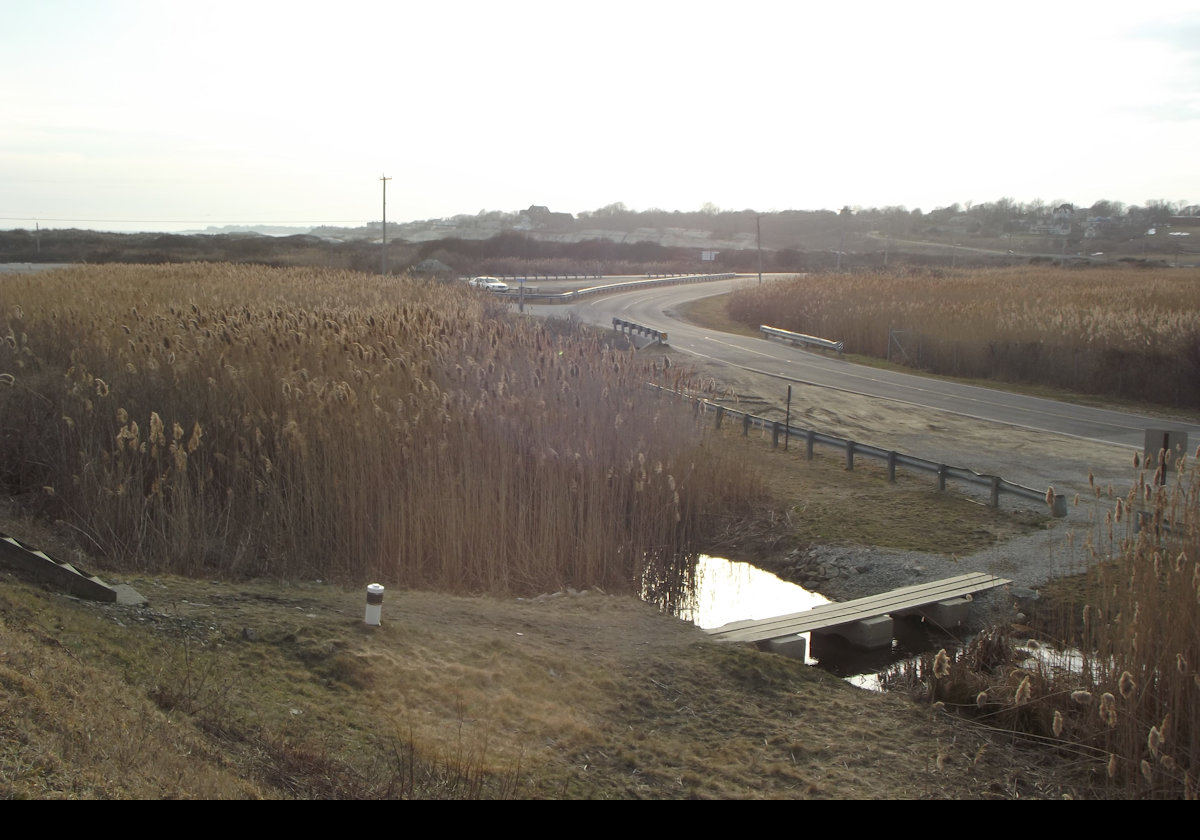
1030,219,1072,236
522,205,575,228
1084,216,1116,239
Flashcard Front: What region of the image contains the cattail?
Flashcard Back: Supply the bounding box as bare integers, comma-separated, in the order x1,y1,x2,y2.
1071,690,1093,704
1052,710,1064,738
1119,671,1136,699
171,441,187,472
1107,754,1118,779
149,411,166,446
975,691,988,708
1099,693,1118,728
1014,675,1032,705
933,648,951,679
1045,486,1055,508
1148,726,1162,759
1141,760,1154,785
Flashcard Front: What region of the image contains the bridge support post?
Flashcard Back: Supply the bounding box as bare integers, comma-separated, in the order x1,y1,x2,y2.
917,598,971,629
818,616,894,650
759,635,807,660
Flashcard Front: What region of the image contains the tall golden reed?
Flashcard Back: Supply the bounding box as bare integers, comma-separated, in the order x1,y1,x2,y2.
0,264,766,599
726,266,1200,407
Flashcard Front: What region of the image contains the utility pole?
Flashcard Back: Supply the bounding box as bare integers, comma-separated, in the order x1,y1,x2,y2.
756,214,763,284
380,174,392,275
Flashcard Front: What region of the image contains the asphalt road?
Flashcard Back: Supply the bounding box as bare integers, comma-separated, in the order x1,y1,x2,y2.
539,275,1200,452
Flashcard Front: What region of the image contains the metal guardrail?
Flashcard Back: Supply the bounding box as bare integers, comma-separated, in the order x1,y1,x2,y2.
613,318,668,345
498,273,737,303
760,325,844,355
459,273,603,284
649,385,1064,516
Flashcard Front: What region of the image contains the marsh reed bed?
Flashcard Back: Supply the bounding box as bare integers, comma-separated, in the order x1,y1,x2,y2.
884,450,1199,798
0,264,765,597
727,266,1200,407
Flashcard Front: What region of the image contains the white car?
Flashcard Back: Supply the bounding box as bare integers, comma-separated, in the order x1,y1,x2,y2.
468,276,508,291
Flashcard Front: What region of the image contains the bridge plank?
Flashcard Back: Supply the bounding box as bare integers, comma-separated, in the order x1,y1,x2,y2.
705,572,1010,644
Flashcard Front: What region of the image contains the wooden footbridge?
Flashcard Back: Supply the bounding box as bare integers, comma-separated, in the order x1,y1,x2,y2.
705,572,1012,657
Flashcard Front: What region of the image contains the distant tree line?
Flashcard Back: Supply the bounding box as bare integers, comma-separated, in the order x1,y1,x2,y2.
3,195,1192,274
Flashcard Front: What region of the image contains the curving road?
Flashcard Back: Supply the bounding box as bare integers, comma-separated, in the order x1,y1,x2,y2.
541,275,1200,452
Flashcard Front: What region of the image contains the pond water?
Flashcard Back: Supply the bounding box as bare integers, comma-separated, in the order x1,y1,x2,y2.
679,555,968,690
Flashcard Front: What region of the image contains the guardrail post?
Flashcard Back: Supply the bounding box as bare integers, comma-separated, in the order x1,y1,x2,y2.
990,476,1001,508
805,429,815,460
714,406,725,430
742,414,751,436
937,465,947,492
1051,494,1067,517
845,441,855,471
771,422,781,449
887,451,897,482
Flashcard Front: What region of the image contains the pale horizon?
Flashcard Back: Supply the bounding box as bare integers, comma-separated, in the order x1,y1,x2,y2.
3,1,1198,234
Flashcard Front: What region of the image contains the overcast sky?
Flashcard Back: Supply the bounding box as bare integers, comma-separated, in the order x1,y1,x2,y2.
3,0,1198,233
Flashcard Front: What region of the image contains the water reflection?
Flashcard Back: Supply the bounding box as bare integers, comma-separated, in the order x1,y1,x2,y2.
677,555,831,631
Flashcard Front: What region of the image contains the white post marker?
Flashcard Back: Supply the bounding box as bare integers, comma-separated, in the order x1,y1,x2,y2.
364,583,385,626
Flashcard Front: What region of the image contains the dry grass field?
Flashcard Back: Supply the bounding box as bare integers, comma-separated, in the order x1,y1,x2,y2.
1,264,1196,798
